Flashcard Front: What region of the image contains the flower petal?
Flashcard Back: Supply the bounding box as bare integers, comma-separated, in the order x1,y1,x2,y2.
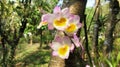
42,14,57,30
51,35,73,59
62,7,71,18
54,32,64,42
86,65,90,67
72,34,81,47
51,42,61,51
70,44,75,52
58,45,70,59
77,23,82,29
63,36,72,46
48,23,54,30
69,15,80,24
54,6,61,14
52,51,58,56
41,14,53,22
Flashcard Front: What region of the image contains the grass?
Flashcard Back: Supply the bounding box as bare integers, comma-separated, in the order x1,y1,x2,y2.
15,43,51,67
1,38,120,67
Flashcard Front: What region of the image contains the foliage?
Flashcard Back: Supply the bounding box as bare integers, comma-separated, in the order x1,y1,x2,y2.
0,0,57,66
0,0,120,67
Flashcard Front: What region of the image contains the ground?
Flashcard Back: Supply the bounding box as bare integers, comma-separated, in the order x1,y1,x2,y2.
15,43,51,67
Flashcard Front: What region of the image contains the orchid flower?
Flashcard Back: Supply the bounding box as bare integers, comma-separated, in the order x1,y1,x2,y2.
65,15,82,35
37,14,54,29
38,6,72,30
52,6,72,30
50,34,74,59
38,6,82,59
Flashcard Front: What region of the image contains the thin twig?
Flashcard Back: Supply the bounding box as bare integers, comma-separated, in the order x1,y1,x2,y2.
87,3,100,32
83,15,93,66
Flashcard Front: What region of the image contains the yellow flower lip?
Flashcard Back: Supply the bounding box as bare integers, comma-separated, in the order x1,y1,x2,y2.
66,23,77,33
58,45,69,56
53,17,67,27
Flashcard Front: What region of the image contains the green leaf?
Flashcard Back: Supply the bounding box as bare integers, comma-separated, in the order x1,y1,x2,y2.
105,59,113,67
117,52,120,65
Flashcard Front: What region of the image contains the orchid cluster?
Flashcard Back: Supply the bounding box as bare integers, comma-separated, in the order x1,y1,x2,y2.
38,6,82,59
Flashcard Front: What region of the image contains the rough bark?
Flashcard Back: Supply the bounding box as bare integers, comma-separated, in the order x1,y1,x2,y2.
104,0,119,53
48,56,65,67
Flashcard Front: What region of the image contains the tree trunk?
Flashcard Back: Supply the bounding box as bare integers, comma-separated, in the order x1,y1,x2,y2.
66,0,89,67
48,56,65,67
68,0,94,66
104,0,119,53
9,44,17,67
1,38,8,67
48,0,88,67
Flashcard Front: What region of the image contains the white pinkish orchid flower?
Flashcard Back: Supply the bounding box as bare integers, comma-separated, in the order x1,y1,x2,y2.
37,14,54,29
65,15,82,35
52,6,72,30
50,36,74,59
38,6,72,30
